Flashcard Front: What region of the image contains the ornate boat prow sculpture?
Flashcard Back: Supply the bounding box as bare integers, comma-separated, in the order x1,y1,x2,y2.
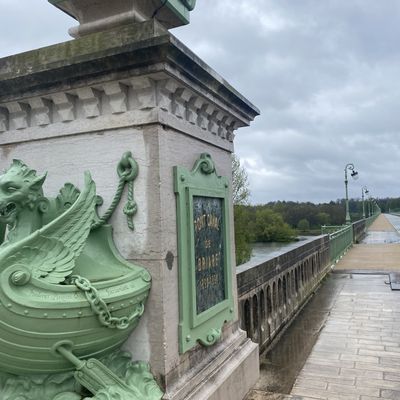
0,155,160,399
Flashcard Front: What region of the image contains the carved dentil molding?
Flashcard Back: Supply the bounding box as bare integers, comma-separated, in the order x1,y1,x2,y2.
0,75,244,144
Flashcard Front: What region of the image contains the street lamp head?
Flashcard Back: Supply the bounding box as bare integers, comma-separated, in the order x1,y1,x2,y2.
351,170,359,180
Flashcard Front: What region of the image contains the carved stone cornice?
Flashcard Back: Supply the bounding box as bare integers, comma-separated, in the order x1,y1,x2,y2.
0,73,249,151
0,20,259,148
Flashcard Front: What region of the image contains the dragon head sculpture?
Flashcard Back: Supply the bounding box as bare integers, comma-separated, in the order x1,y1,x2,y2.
0,160,47,226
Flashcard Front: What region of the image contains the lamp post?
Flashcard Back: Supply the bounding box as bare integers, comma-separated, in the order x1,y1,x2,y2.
362,186,369,219
372,198,380,215
344,163,358,224
369,196,373,217
369,197,378,216
367,196,371,217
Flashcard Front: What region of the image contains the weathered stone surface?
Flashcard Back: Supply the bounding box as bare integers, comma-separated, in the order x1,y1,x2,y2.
49,0,196,36
0,21,258,127
0,17,259,400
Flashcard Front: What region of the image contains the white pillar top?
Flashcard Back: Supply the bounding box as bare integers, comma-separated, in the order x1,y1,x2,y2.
48,0,196,37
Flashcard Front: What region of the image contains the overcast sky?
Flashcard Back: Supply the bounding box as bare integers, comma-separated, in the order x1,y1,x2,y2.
1,1,399,204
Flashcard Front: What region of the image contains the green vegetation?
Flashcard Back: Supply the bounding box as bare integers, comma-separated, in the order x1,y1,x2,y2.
297,218,310,232
232,154,252,266
253,208,297,242
234,205,252,266
232,154,250,205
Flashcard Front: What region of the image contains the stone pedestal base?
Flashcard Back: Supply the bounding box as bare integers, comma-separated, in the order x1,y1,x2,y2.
164,330,259,400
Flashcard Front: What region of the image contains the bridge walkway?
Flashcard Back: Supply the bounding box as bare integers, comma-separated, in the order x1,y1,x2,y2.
246,214,400,400
334,214,400,273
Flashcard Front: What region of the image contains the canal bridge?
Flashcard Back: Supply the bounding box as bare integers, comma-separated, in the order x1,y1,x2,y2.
238,213,400,400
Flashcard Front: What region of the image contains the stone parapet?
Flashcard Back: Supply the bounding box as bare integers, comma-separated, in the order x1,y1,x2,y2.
237,236,331,351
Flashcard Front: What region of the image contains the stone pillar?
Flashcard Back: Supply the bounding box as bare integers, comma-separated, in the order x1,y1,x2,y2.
0,17,259,400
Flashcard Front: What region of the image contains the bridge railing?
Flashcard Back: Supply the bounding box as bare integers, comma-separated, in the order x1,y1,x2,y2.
365,212,380,227
352,219,366,243
321,225,344,234
328,224,353,263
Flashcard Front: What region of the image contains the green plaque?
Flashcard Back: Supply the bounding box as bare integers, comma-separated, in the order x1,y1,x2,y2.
174,154,235,353
193,196,225,314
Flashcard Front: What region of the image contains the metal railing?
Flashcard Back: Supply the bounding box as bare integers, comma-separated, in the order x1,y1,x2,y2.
328,224,353,263
321,225,346,235
365,212,380,228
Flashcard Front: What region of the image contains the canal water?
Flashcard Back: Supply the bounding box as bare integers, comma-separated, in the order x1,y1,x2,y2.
252,274,347,395
238,236,316,269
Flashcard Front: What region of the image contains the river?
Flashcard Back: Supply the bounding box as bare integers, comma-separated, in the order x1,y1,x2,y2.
237,236,317,270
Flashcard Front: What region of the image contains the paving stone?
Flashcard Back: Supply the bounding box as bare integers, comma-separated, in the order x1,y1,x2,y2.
359,339,399,348
307,358,355,369
327,383,379,397
359,349,400,359
355,362,400,374
380,389,400,399
340,354,380,364
291,387,359,400
356,377,400,390
360,397,383,400
298,372,355,386
293,378,328,390
308,351,340,360
380,357,400,367
301,364,340,377
339,368,383,379
316,346,359,355
383,372,400,381
349,344,385,352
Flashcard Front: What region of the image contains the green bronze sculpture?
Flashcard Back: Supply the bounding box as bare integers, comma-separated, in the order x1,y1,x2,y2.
0,156,162,400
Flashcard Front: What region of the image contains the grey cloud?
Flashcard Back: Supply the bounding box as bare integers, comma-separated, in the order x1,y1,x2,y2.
0,0,72,57
174,0,400,203
2,1,400,203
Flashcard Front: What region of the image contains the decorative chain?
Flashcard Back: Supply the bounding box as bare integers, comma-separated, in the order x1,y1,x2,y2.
91,151,138,230
69,275,144,330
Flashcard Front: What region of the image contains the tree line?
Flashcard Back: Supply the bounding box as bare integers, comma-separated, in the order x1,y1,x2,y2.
234,198,396,265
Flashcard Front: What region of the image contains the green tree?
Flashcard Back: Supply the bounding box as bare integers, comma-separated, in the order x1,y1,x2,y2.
232,154,252,265
316,212,330,226
254,209,296,242
232,154,250,205
234,205,252,265
297,218,310,231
